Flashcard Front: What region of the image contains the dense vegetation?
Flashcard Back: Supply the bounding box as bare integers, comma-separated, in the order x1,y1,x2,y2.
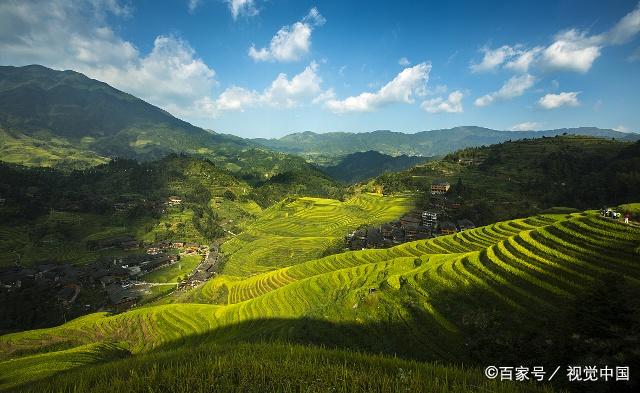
369,136,640,225
322,150,429,183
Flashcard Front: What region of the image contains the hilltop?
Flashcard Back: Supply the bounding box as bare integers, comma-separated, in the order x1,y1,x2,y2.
253,127,639,162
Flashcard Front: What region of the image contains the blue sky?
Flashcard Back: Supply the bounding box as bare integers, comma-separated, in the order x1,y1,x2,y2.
1,0,639,138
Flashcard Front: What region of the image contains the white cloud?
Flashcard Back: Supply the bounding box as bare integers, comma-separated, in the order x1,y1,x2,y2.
398,57,411,66
226,0,258,20
538,91,580,109
602,2,640,44
470,45,518,73
249,7,324,62
541,29,602,73
188,0,201,13
214,62,325,113
214,86,259,111
472,3,640,74
421,90,464,113
614,125,630,132
0,0,220,120
324,63,431,113
629,47,640,62
509,121,539,131
474,74,535,107
505,46,543,73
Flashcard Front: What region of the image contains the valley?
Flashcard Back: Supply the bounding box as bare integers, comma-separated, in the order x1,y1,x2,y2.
0,63,638,393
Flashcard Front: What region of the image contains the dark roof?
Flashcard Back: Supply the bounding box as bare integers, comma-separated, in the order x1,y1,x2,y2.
366,228,383,244
457,219,475,228
106,284,141,304
439,221,457,230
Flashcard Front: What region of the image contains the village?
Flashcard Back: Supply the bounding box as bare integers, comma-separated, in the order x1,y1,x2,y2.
347,181,476,250
0,236,214,314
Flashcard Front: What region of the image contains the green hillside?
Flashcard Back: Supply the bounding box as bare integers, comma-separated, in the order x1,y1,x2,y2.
0,342,556,393
1,210,638,391
0,65,249,164
369,136,640,225
323,150,429,183
253,127,638,160
213,194,413,277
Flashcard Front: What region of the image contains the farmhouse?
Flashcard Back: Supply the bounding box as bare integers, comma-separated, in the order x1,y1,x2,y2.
438,221,457,235
430,182,451,195
421,211,439,227
166,196,183,206
106,284,140,307
400,215,421,227
457,219,476,231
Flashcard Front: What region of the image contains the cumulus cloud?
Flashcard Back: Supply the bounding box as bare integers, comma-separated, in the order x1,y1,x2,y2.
538,92,580,109
541,29,602,73
324,63,431,114
248,7,325,62
471,3,640,74
470,45,518,73
226,0,258,20
214,62,325,112
509,121,540,131
421,90,464,113
0,0,220,120
474,74,535,107
398,57,411,66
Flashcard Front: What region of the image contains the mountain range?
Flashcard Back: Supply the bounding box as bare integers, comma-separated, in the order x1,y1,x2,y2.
2,64,639,184
254,127,639,160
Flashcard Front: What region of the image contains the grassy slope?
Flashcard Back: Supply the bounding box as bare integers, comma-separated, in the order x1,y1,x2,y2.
2,342,555,393
218,193,413,277
0,129,108,170
141,254,201,284
1,210,638,391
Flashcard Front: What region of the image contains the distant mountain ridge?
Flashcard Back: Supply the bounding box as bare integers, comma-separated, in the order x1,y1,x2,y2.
254,127,639,158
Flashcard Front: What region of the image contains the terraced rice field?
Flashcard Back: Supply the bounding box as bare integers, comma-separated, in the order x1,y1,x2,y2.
1,211,638,388
220,194,413,276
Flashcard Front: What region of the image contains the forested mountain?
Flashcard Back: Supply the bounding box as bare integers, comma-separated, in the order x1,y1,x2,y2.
323,151,428,183
0,65,252,166
254,127,639,160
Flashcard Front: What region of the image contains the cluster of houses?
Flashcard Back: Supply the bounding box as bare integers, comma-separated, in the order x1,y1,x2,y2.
0,238,208,310
346,210,475,250
88,235,207,255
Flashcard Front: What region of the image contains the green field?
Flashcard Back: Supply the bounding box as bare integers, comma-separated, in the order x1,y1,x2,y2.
141,254,202,284
219,193,414,276
0,128,109,170
1,209,638,391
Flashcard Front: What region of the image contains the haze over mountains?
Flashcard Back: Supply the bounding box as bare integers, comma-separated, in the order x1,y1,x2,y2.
254,127,639,159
